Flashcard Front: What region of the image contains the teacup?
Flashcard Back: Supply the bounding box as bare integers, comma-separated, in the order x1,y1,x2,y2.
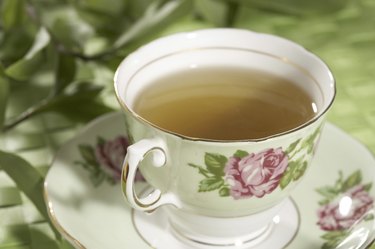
114,28,335,247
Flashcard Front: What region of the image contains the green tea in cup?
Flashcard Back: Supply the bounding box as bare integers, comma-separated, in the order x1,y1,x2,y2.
134,67,316,140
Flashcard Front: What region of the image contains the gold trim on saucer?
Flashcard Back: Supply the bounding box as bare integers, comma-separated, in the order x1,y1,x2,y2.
43,182,87,249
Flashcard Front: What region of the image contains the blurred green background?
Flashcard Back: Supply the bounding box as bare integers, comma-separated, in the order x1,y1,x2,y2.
0,0,375,248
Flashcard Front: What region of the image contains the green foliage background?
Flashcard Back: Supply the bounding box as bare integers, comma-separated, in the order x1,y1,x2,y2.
0,0,375,248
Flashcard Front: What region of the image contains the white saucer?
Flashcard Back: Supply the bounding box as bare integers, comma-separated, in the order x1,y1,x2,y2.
133,197,299,249
44,112,375,249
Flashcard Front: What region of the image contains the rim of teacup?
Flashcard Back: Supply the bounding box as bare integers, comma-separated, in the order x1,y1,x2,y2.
114,28,336,143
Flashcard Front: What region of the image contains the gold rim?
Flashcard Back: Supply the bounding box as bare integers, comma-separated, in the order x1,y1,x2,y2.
114,46,336,143
42,113,123,249
43,182,87,249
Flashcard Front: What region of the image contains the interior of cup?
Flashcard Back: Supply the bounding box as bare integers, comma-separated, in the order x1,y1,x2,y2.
114,28,335,137
125,48,323,112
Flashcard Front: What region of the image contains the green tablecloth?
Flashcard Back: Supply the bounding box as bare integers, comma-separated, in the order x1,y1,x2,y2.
1,1,375,248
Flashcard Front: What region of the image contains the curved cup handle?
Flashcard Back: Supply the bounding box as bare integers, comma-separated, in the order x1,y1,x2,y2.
121,137,179,212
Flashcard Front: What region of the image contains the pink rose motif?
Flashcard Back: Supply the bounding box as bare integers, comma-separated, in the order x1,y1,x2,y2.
224,148,288,199
95,136,144,182
317,185,374,231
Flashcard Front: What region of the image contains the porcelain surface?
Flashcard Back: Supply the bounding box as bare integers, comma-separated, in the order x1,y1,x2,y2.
114,29,335,215
44,112,375,249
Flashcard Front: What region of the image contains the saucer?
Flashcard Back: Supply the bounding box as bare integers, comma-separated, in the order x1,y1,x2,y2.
44,112,375,249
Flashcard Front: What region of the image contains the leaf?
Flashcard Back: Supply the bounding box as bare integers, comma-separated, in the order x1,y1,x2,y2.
44,7,94,52
53,53,77,96
75,161,94,172
199,177,224,192
38,82,113,122
204,153,227,176
306,143,315,154
0,150,47,219
113,0,192,50
279,168,293,189
316,186,340,200
364,214,374,221
90,171,106,187
288,159,300,171
233,150,249,158
318,199,330,206
320,230,349,249
78,0,126,16
125,0,150,20
0,26,34,63
0,70,9,129
219,186,230,197
27,225,61,249
194,0,227,26
285,139,301,155
3,81,113,131
320,230,348,240
301,126,321,154
322,241,339,249
363,182,372,192
342,170,362,192
5,27,50,81
1,0,25,30
59,238,76,249
97,136,106,146
26,28,51,60
333,171,344,192
231,0,349,16
293,161,307,181
5,53,44,81
280,159,302,185
78,144,99,167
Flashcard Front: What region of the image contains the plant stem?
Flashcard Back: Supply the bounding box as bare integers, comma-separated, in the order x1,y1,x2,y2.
225,1,239,27
2,98,49,132
188,163,210,178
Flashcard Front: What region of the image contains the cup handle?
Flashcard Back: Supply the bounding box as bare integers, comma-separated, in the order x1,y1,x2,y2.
121,137,179,212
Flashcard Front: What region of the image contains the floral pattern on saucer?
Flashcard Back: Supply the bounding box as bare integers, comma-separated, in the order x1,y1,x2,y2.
316,170,374,249
75,135,144,186
188,127,321,199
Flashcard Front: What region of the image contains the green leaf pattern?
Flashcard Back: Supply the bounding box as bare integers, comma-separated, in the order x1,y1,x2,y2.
199,177,224,192
279,126,322,189
75,135,132,187
204,153,227,177
188,153,229,193
316,170,374,249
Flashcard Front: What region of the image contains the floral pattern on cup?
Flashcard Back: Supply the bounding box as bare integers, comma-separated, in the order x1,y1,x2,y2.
188,127,321,199
75,135,144,186
224,148,288,199
316,170,374,249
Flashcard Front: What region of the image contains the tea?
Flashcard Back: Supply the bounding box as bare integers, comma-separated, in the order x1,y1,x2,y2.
134,67,316,140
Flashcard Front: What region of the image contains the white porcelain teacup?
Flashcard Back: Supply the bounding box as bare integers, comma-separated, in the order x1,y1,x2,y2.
114,28,335,247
